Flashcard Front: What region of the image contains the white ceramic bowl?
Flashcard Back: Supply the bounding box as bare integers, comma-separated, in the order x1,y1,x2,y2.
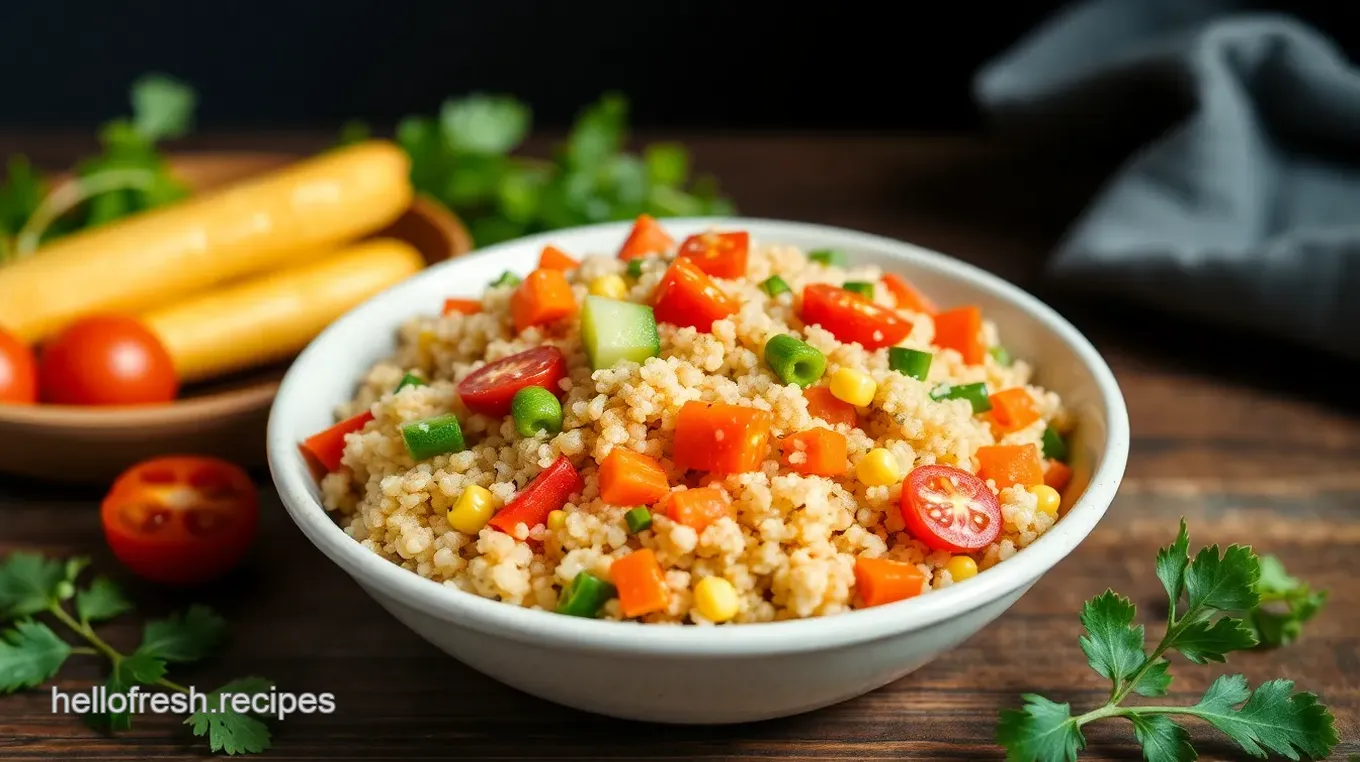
267,218,1130,724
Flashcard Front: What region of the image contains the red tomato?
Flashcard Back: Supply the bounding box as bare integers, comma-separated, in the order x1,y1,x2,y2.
301,409,375,473
487,455,583,534
39,315,178,406
456,346,567,417
652,258,740,332
100,456,259,586
675,231,749,279
799,284,913,350
901,464,1001,552
0,327,37,404
617,214,675,260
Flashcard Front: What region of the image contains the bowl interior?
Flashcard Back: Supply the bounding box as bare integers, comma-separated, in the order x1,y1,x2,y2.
268,217,1130,655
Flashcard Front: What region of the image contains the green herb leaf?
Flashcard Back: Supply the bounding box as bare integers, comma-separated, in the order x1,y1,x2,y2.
137,605,226,663
130,73,196,142
1129,715,1195,762
1184,543,1260,613
75,577,133,624
397,116,453,199
1131,658,1173,698
644,143,689,187
1170,617,1257,664
496,165,549,224
0,553,65,619
1190,675,1337,760
995,694,1084,762
565,93,627,170
185,677,274,755
1245,556,1327,648
122,649,168,683
0,156,45,239
0,620,71,693
1155,520,1190,614
1078,591,1146,689
440,95,530,155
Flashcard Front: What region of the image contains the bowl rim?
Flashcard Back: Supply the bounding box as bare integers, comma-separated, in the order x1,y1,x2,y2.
267,216,1130,657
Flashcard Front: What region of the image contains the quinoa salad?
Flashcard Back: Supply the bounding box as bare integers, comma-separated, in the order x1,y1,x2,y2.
301,216,1076,624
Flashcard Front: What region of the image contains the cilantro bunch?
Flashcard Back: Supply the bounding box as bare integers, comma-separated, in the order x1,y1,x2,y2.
0,552,274,755
0,74,195,262
344,93,734,247
997,521,1338,761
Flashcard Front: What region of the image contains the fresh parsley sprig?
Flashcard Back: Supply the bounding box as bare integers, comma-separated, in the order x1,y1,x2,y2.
0,551,274,755
996,520,1337,761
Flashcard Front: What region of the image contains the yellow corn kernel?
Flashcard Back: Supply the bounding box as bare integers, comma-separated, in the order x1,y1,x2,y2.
447,485,497,534
945,555,978,582
588,274,629,300
693,576,740,623
829,367,876,407
1028,484,1061,517
856,448,901,487
547,509,567,531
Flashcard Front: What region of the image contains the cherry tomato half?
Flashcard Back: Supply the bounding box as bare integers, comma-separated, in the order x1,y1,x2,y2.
100,456,259,587
676,231,749,279
39,315,178,406
902,464,1001,553
799,284,913,351
456,346,567,418
652,258,740,332
0,327,37,404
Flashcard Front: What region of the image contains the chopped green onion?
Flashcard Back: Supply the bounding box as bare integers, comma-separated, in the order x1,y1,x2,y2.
400,414,466,460
624,507,653,534
930,382,992,413
989,346,1012,366
511,386,564,437
490,271,522,288
555,571,616,618
842,281,874,300
1042,426,1069,462
809,249,848,267
763,334,827,389
626,258,645,279
888,348,933,381
760,275,791,297
394,372,426,393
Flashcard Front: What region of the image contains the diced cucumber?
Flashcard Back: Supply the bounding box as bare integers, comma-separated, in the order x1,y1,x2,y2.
581,295,660,370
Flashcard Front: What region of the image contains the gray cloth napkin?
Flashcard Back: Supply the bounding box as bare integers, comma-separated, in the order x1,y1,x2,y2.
975,0,1360,360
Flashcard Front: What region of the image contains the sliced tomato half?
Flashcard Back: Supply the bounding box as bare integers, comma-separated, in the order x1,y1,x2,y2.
456,346,567,417
901,464,1001,552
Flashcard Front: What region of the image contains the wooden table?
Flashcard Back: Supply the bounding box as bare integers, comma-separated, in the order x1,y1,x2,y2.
1,132,1356,760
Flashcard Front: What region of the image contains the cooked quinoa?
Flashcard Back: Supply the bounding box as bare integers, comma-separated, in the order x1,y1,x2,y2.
315,224,1074,624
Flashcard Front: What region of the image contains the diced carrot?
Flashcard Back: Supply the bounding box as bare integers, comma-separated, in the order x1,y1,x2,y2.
617,214,675,260
988,388,1041,433
1044,459,1072,492
611,548,670,618
975,444,1044,489
300,410,374,473
442,298,482,316
538,245,579,271
882,273,938,315
665,487,733,532
803,385,857,429
853,556,926,607
598,448,669,506
672,401,773,474
933,306,986,365
511,268,577,333
780,428,848,476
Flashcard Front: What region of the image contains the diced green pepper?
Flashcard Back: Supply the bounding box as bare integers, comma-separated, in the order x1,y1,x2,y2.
760,275,791,297
763,334,826,388
930,382,992,413
809,249,848,267
626,258,645,279
511,386,564,437
624,507,653,534
1042,426,1069,462
490,271,522,288
394,372,426,393
400,414,466,460
888,347,933,381
580,295,660,370
842,281,874,300
989,346,1012,367
555,571,616,618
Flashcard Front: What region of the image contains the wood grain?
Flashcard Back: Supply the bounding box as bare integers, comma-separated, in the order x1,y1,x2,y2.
0,131,1356,761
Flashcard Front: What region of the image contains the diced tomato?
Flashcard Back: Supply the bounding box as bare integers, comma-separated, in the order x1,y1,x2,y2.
652,258,740,332
779,428,848,476
456,347,567,417
1044,459,1072,492
487,456,583,534
882,273,938,315
618,214,675,260
301,410,374,472
538,245,579,271
799,284,912,350
933,306,986,365
443,298,482,316
672,401,773,474
803,385,857,428
675,231,749,279
901,464,1002,552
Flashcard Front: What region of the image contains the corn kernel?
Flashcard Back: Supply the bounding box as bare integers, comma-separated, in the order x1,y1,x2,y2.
945,555,978,582
588,274,629,300
829,367,876,407
447,485,497,534
694,576,740,623
547,509,567,531
856,448,901,487
1028,484,1061,516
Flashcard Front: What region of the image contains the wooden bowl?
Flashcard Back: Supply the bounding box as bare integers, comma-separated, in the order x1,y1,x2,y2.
0,153,472,484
